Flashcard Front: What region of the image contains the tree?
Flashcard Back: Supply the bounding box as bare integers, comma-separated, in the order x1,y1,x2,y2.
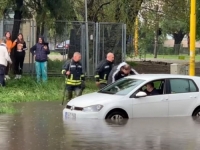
0,0,74,72
161,0,189,54
23,0,74,39
70,0,144,34
138,0,190,55
0,0,74,40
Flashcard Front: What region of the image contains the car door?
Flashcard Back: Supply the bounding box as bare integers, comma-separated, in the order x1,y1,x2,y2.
132,80,169,118
167,78,199,116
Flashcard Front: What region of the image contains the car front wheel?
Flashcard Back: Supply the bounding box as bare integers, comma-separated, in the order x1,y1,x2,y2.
193,108,200,117
106,111,128,120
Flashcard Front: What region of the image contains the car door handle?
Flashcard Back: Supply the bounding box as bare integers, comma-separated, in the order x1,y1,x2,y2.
161,98,168,101
190,96,196,98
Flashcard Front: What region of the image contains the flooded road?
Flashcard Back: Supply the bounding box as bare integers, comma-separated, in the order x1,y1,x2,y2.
0,101,200,150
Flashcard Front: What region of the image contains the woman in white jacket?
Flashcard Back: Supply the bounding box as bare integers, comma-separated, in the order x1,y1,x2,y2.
0,37,12,86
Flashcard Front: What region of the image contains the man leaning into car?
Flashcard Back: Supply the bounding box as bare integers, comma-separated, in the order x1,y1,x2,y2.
107,62,138,84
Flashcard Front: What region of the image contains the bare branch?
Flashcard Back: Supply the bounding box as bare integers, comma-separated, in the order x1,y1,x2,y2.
92,0,114,21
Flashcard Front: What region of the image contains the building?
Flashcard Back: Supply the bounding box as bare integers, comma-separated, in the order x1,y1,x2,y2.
0,9,37,73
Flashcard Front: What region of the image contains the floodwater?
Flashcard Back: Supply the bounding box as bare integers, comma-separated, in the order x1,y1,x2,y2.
0,102,200,150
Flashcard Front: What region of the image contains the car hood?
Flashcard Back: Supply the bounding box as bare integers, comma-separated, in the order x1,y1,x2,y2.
67,92,123,107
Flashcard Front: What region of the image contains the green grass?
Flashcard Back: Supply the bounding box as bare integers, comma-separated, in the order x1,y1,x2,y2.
48,59,64,73
0,77,97,103
143,54,200,61
0,104,17,114
127,54,200,61
0,76,98,114
49,51,60,55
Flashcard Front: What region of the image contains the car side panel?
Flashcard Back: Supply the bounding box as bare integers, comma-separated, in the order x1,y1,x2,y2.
100,98,133,119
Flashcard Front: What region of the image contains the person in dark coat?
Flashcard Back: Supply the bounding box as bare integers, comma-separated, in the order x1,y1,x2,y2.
144,82,159,96
94,52,114,89
30,36,50,82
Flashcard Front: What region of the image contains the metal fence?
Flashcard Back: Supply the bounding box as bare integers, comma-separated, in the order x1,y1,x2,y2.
45,21,126,76
0,19,126,77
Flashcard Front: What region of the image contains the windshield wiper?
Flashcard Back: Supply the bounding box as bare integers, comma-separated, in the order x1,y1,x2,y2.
98,91,114,94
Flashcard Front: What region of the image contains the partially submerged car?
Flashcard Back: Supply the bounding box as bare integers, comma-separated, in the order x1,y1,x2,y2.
63,74,200,120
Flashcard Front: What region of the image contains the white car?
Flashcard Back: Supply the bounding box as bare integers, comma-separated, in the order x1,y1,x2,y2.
63,74,200,120
56,40,70,49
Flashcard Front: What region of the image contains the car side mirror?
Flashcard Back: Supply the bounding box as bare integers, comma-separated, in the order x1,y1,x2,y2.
135,91,147,98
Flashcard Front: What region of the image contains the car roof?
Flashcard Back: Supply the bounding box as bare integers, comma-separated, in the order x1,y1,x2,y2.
126,74,200,81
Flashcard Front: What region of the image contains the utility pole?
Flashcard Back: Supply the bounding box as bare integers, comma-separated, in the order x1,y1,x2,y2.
154,5,159,58
189,0,196,76
134,17,139,56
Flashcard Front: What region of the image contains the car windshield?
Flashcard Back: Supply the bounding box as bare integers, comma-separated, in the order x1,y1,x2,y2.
99,78,145,95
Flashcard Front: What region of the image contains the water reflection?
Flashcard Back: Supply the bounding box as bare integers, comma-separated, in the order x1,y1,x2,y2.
0,102,200,150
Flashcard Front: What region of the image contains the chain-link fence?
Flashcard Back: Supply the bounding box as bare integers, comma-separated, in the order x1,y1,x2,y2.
0,19,126,77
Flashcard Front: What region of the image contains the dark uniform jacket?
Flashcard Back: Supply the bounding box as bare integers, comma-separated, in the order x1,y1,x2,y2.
62,59,85,86
144,88,159,95
107,62,138,84
95,60,113,84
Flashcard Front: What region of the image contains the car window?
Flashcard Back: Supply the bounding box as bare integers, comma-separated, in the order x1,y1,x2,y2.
169,79,198,94
189,80,198,92
99,78,145,95
154,81,162,89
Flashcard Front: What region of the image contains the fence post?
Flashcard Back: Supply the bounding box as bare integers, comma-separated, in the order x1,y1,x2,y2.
95,22,99,67
122,23,124,62
81,24,86,73
32,20,37,77
29,20,32,75
85,23,90,77
31,20,34,77
123,24,127,62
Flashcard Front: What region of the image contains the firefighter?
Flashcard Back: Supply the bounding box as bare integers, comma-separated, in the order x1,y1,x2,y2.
61,52,85,100
95,52,114,89
107,62,139,84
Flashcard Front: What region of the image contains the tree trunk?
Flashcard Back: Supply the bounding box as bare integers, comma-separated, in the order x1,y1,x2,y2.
11,0,23,73
36,22,45,41
173,30,185,55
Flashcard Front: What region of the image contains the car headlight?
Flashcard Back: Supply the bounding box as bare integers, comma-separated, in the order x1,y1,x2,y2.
82,104,103,112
